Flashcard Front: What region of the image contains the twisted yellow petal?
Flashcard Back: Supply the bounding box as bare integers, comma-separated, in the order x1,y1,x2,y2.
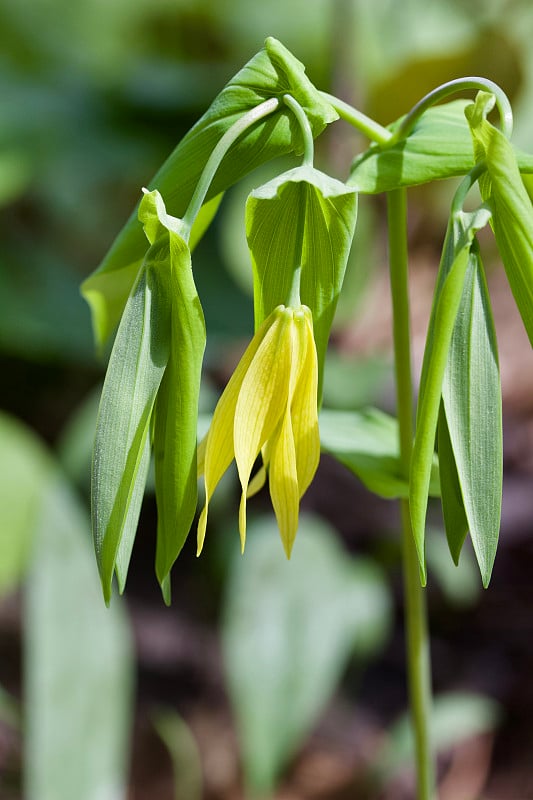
291,307,320,497
234,308,292,549
268,308,319,555
197,303,320,557
197,310,280,554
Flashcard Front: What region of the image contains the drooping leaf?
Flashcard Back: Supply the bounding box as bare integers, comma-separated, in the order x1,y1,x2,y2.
246,165,357,397
148,197,206,600
320,407,440,500
222,514,391,794
81,37,337,349
25,474,133,800
441,249,501,587
410,207,491,577
466,91,533,347
437,403,468,564
92,243,171,603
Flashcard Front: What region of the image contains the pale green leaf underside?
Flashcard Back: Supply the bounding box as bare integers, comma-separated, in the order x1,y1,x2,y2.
410,209,491,577
320,408,440,500
91,244,171,603
441,253,501,587
437,404,468,565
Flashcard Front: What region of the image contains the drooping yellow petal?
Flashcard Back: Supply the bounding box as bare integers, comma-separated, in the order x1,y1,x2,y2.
268,315,304,556
291,308,320,497
269,407,299,557
245,437,274,499
197,311,279,554
234,308,293,547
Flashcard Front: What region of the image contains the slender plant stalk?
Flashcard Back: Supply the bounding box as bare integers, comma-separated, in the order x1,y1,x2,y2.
387,188,436,800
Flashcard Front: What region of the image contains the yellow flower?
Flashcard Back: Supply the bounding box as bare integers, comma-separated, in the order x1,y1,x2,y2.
197,304,320,557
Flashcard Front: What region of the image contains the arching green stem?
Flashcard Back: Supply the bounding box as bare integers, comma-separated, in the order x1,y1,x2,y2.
181,97,280,237
388,188,436,800
390,77,513,145
451,161,488,217
284,94,314,166
319,91,393,146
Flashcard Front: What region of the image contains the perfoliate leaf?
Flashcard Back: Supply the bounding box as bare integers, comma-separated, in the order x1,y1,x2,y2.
246,166,357,398
349,101,474,194
441,249,501,587
437,404,468,565
150,199,206,598
410,208,491,577
466,92,533,347
92,244,171,604
319,408,440,500
81,37,337,350
348,98,533,196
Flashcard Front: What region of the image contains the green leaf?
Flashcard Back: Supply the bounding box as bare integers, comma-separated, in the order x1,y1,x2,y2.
441,249,502,587
246,165,357,398
92,243,171,603
81,37,337,349
410,208,490,578
349,101,475,194
348,97,533,197
320,407,440,500
0,414,50,596
437,403,468,564
222,513,391,794
25,473,133,800
152,710,203,800
0,412,132,799
466,92,533,347
148,197,206,599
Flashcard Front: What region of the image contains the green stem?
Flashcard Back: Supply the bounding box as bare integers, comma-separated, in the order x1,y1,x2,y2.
319,91,393,146
181,97,280,237
450,161,487,216
283,94,314,166
387,189,436,800
390,77,513,145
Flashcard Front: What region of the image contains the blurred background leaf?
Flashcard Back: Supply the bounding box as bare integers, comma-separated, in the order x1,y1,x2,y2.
222,513,392,794
0,413,133,800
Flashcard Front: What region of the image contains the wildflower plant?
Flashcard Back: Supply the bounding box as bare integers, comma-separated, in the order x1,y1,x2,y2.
83,36,533,799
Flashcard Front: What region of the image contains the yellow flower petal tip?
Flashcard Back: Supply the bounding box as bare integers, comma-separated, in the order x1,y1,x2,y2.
197,304,320,554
